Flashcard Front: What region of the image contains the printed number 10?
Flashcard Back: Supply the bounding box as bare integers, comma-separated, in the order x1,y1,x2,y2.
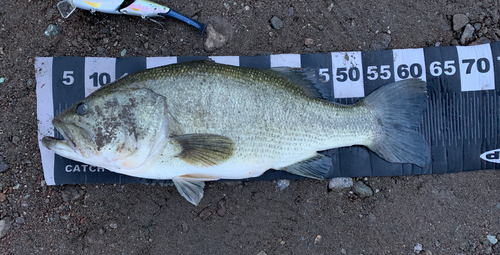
89,72,111,87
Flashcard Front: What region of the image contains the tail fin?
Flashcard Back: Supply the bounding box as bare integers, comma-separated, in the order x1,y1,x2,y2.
362,79,430,167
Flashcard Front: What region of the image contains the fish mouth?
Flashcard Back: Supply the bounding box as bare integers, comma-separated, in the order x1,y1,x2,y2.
42,119,91,157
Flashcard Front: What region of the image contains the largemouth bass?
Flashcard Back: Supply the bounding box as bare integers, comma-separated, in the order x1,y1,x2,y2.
42,60,429,205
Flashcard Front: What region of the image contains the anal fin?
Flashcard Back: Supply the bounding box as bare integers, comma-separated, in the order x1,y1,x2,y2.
279,153,332,180
172,178,205,206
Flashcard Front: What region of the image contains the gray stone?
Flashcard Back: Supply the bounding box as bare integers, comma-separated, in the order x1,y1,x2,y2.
0,217,13,239
460,24,475,45
44,24,58,36
453,14,469,31
61,186,85,202
473,23,482,31
414,243,423,253
487,235,498,245
270,16,284,30
328,178,353,189
370,33,391,50
276,179,290,190
470,37,491,46
15,217,25,224
0,159,8,173
354,181,373,198
181,221,189,232
204,17,233,52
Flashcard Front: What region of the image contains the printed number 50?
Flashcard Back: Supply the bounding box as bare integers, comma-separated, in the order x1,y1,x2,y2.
62,71,74,85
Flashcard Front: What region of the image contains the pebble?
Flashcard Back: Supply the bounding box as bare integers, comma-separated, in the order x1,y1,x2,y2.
473,23,482,31
354,181,373,198
204,24,228,52
304,38,314,46
61,186,85,202
199,207,212,221
340,248,347,254
470,37,491,46
15,217,25,224
414,243,423,253
109,223,118,229
270,16,284,30
370,33,391,50
120,49,127,57
257,251,267,255
0,159,9,173
44,24,58,36
328,177,353,189
453,14,469,31
217,198,227,216
314,235,322,244
460,24,475,45
0,78,4,83
288,7,294,16
487,235,498,245
276,179,290,190
0,217,13,239
181,221,189,232
0,193,5,203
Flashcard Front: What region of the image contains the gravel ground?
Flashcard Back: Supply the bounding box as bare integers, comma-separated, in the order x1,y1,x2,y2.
1,0,500,254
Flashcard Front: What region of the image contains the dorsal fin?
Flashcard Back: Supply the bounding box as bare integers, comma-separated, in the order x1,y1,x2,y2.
263,67,326,100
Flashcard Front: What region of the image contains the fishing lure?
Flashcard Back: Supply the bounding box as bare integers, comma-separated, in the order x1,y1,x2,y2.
57,0,206,35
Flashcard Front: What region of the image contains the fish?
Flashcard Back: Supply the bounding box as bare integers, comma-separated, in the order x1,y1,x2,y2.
42,60,429,205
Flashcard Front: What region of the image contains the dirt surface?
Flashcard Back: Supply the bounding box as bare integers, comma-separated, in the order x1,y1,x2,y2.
1,0,500,254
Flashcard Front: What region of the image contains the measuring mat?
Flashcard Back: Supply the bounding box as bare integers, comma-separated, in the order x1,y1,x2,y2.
36,42,500,185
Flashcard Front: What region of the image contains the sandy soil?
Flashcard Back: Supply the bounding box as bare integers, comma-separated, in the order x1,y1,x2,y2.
1,0,500,254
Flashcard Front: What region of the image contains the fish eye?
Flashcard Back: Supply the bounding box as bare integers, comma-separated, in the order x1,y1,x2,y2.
76,102,88,115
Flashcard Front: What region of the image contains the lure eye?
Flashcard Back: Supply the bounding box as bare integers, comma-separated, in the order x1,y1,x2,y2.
76,102,88,115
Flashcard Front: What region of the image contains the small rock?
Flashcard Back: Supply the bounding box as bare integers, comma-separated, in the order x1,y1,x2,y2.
276,179,290,190
11,136,20,144
120,49,127,57
15,217,25,224
0,217,13,239
422,250,432,255
44,24,58,36
61,186,85,202
328,177,353,189
270,16,284,30
288,7,294,16
181,221,189,232
0,193,5,203
453,14,469,31
257,251,267,255
473,23,482,31
370,33,391,50
304,38,314,46
414,243,423,253
109,223,118,229
435,240,441,247
470,37,491,46
340,248,347,254
217,198,227,216
354,181,373,198
61,215,70,220
495,202,500,210
0,159,9,173
487,235,498,245
204,24,228,52
314,235,322,244
460,24,475,45
199,207,212,221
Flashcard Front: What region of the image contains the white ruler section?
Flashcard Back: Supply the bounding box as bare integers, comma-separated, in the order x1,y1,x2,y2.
456,44,495,91
35,57,56,185
392,48,426,82
331,51,364,98
84,58,116,96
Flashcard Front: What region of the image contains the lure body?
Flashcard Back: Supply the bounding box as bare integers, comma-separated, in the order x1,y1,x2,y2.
57,0,205,35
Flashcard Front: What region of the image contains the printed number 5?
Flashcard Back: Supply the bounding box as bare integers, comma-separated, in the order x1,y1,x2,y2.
318,68,330,82
62,71,74,86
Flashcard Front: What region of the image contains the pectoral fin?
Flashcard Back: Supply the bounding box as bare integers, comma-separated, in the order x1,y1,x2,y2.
280,153,332,180
172,134,235,167
172,175,220,206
